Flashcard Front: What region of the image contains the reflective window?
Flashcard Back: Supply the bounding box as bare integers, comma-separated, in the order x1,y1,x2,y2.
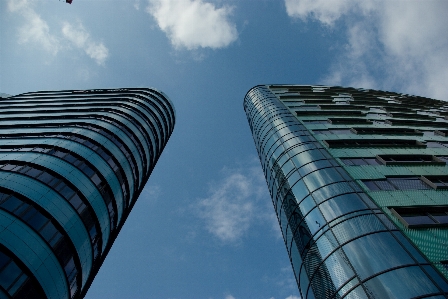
363,266,439,299
342,232,414,280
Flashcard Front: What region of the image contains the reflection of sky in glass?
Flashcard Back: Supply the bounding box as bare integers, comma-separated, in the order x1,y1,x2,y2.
342,232,414,280
365,266,439,299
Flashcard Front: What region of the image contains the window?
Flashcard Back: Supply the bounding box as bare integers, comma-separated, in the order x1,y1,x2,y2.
296,110,363,117
420,176,448,190
341,158,380,166
351,127,422,136
426,142,448,148
318,104,365,110
435,130,448,137
312,129,353,135
324,139,425,148
363,177,432,191
390,206,448,228
294,105,319,111
303,99,333,104
386,119,448,128
328,118,372,124
302,120,328,124
376,155,445,166
387,112,436,120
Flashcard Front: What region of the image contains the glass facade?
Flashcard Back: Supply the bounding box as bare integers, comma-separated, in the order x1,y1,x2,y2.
0,88,175,299
244,85,448,298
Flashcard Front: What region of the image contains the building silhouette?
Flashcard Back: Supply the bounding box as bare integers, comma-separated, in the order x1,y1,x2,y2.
0,88,175,299
244,85,448,298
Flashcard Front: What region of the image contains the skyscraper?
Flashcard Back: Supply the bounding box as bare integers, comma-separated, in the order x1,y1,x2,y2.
244,85,448,298
0,88,175,299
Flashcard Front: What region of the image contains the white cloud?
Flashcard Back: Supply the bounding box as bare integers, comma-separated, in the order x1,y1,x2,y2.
225,295,236,299
8,0,60,55
285,0,448,100
62,22,109,65
7,0,109,65
141,184,162,202
284,0,354,26
285,296,300,299
196,163,269,243
146,0,238,50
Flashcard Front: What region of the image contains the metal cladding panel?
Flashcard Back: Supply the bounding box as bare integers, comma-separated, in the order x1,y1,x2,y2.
244,85,448,298
0,88,175,299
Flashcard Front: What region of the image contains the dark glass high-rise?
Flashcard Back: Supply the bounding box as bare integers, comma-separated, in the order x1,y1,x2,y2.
0,88,175,299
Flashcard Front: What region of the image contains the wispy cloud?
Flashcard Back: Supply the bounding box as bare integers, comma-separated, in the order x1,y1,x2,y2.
7,0,109,65
285,0,448,100
146,0,238,50
62,22,109,65
141,184,162,202
8,0,60,55
285,0,355,26
196,162,270,244
134,0,141,10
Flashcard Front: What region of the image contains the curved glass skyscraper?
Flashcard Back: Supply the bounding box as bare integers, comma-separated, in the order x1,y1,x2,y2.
0,88,175,299
244,85,448,299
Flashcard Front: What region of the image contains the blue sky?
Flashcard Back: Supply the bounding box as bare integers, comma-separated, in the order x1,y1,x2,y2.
1,1,448,298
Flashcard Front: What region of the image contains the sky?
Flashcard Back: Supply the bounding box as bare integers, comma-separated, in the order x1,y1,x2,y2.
1,0,448,298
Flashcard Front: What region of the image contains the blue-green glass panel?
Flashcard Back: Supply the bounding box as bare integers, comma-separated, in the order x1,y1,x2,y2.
363,266,439,299
343,232,414,280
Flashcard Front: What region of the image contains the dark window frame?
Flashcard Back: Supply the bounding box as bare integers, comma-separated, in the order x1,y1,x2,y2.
351,127,423,136
376,155,445,166
420,176,448,190
362,176,432,191
390,206,448,228
324,139,425,148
